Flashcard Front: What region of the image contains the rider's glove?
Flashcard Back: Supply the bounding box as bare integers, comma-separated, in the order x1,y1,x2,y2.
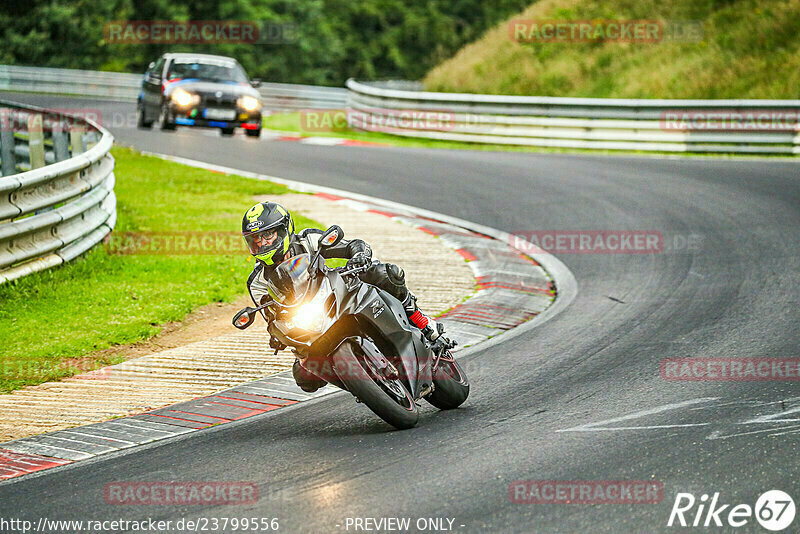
346,252,371,270
269,335,287,351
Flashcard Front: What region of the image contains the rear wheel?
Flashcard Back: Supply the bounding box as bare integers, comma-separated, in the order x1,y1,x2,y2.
332,340,419,430
245,127,262,138
221,127,235,136
424,351,469,410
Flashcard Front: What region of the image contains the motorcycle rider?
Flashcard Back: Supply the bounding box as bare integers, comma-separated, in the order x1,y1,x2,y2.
241,201,451,392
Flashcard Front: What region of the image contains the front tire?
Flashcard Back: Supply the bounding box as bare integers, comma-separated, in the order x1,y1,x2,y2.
332,340,419,430
137,104,153,129
221,127,235,136
158,105,176,131
424,352,469,410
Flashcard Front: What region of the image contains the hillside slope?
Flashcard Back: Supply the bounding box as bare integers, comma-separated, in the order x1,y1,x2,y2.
424,0,800,98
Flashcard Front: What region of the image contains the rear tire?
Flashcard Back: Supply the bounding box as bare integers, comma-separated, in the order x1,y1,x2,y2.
332,340,419,430
245,127,261,138
424,352,469,410
221,127,235,136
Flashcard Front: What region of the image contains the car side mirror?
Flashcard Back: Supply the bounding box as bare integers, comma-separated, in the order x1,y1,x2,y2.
250,79,262,88
232,307,258,330
319,225,343,249
148,61,156,70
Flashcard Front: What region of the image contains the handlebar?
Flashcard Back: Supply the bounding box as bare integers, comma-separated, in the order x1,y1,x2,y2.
334,264,370,277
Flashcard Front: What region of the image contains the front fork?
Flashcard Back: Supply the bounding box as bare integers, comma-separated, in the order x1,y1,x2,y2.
430,336,458,374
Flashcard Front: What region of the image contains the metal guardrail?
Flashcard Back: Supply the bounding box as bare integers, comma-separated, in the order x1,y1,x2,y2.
347,80,800,154
0,100,116,284
0,65,347,112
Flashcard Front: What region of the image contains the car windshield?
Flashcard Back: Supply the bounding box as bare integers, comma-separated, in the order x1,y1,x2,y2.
166,60,249,83
264,254,312,306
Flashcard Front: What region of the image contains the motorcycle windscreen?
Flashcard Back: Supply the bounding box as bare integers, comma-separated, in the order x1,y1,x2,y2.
264,253,312,305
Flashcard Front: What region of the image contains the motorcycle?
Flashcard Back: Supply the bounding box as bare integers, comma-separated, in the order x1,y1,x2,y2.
232,225,469,429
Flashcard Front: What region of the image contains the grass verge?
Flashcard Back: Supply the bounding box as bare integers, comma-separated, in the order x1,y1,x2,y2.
0,146,322,393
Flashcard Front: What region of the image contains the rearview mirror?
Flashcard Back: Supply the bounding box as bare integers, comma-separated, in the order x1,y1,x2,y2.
232,307,257,330
319,225,344,249
250,79,262,88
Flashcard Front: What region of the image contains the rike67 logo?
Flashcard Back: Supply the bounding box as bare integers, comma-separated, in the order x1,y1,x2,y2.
668,490,795,531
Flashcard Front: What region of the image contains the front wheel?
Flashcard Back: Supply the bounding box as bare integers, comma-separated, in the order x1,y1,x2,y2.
221,127,235,136
158,105,176,131
332,340,419,430
424,352,469,410
137,104,153,129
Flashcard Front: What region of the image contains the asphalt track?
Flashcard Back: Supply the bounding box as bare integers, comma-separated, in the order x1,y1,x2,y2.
2,94,800,533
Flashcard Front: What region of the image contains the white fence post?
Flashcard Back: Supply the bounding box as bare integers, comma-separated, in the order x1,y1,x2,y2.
27,113,45,169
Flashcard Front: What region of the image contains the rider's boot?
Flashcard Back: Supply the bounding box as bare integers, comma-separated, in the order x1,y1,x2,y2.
292,359,327,393
402,293,448,344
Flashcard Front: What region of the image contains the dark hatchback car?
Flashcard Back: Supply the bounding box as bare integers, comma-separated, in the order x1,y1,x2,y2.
137,53,263,137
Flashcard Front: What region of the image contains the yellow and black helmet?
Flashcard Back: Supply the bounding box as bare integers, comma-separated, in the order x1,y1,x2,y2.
241,202,295,265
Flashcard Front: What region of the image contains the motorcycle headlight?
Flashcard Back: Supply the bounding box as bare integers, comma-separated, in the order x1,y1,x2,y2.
237,95,261,112
288,280,332,332
292,301,325,332
171,88,199,107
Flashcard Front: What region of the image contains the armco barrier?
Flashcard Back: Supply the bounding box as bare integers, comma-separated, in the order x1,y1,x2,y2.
4,66,798,153
0,100,116,284
0,64,347,112
346,79,800,154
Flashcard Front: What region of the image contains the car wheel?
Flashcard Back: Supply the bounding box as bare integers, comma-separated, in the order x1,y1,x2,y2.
136,104,153,129
221,127,235,136
158,105,176,131
245,127,261,138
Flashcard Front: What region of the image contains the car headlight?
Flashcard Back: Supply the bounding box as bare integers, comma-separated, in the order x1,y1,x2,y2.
237,95,261,112
171,88,199,107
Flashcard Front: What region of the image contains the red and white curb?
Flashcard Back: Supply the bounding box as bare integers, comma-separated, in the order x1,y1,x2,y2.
198,128,389,147
270,134,389,147
0,156,575,483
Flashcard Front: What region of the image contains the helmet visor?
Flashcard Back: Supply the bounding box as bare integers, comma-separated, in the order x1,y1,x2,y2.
243,226,287,257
